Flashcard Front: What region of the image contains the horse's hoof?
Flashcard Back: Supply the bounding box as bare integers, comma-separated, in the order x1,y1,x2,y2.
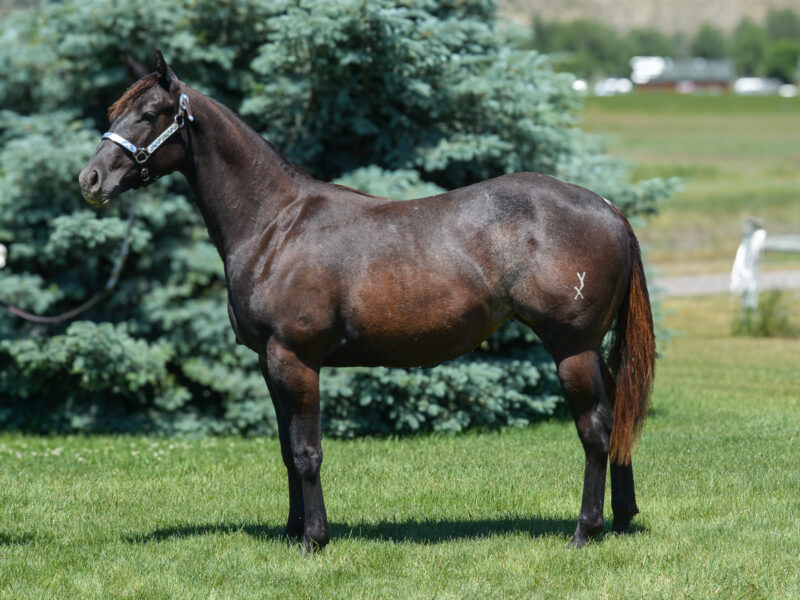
301,534,330,554
611,509,638,534
567,519,603,548
283,529,303,542
283,519,304,542
566,533,590,549
611,520,637,535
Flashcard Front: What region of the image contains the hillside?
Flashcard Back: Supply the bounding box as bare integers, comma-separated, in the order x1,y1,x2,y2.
499,0,799,34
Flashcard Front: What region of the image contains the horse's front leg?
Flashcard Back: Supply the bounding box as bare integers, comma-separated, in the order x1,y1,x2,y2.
265,341,329,552
558,350,613,548
259,357,305,541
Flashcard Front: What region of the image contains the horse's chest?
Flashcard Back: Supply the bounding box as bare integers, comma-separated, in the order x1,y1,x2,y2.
226,268,339,356
226,296,268,353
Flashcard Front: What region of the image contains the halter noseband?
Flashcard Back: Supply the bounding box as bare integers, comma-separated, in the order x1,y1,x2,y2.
101,92,194,183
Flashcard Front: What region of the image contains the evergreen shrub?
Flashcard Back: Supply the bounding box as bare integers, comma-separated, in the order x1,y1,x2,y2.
0,0,675,436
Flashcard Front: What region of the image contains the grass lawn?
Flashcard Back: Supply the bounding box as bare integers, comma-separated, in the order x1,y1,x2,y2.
582,94,800,276
1,294,799,599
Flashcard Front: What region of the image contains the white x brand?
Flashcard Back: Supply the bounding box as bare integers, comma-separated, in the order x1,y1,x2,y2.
574,272,586,300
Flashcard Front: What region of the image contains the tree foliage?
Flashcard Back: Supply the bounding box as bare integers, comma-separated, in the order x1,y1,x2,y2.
690,24,727,60
764,40,800,83
0,0,673,436
765,8,800,43
731,18,768,76
532,8,800,81
530,19,631,80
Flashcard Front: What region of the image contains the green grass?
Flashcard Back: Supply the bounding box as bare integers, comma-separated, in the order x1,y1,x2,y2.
2,295,799,599
3,93,798,598
582,94,800,275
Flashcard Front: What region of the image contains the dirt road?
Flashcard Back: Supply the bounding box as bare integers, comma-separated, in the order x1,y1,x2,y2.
654,269,800,297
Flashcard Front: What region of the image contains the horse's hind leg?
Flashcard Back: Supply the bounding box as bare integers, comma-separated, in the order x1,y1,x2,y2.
557,349,613,547
610,462,638,533
599,358,639,533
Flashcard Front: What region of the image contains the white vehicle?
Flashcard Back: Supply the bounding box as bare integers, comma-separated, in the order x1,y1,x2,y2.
593,77,633,96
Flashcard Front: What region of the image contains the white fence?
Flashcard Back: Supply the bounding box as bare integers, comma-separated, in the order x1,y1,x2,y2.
730,217,800,310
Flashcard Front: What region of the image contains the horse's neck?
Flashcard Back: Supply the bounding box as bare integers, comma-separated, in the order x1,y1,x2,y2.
180,91,303,261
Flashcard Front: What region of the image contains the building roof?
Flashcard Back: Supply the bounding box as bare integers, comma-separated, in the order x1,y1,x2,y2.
652,58,734,83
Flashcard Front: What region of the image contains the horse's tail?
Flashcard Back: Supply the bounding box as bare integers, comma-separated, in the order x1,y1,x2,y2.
606,205,656,465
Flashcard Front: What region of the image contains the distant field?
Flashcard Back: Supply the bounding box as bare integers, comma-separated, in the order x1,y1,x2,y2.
499,0,797,33
582,94,800,276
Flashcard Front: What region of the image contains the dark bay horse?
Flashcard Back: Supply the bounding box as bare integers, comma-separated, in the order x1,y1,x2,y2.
79,51,655,552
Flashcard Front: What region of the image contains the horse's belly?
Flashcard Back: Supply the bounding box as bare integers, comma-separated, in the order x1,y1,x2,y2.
325,321,504,367
328,284,511,367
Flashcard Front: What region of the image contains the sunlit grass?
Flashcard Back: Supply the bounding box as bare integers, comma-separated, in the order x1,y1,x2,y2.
1,295,799,598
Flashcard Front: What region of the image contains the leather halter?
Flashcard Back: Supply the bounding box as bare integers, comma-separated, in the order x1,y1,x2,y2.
101,92,194,183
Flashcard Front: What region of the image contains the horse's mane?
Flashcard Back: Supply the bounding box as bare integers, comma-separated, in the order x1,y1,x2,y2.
106,77,386,202
108,73,158,121
329,183,387,201
199,95,388,200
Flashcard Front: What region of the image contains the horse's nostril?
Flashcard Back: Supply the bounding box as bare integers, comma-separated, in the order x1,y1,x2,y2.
89,169,100,189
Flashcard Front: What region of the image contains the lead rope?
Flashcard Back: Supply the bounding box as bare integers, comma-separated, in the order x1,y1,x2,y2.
0,196,138,325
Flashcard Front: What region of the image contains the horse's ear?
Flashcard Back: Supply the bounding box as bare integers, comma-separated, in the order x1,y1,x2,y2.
154,48,178,88
123,53,149,82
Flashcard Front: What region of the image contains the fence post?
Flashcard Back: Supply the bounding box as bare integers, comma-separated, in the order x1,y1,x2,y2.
730,217,766,315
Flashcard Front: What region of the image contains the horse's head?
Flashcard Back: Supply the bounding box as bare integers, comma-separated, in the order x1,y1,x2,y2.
79,50,193,207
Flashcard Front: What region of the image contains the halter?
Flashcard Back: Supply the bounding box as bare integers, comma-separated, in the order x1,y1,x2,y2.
101,92,194,183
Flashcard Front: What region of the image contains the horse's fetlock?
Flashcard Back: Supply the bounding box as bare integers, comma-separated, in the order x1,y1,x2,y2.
578,514,604,538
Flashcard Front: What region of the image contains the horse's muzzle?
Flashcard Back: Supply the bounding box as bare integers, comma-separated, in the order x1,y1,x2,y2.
78,164,119,207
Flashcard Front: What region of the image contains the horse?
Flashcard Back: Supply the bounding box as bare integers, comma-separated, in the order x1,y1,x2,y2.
79,51,655,552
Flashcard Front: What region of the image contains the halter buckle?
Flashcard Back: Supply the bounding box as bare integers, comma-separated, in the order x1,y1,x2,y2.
133,148,150,164
179,93,194,122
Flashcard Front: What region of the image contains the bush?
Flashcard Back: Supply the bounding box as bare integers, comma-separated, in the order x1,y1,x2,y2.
733,291,800,338
0,0,674,437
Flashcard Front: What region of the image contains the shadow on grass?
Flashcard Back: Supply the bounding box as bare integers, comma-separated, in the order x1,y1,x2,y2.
123,515,623,545
333,516,577,543
0,532,34,546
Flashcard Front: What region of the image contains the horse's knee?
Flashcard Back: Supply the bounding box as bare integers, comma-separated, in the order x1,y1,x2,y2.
292,444,323,481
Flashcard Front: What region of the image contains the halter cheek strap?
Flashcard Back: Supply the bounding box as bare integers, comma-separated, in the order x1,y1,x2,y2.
101,92,195,181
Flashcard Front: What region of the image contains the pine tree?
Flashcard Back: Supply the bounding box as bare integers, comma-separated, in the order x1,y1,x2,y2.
0,0,675,435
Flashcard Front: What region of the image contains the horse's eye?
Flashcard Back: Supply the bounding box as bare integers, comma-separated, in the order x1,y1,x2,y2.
141,111,158,123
